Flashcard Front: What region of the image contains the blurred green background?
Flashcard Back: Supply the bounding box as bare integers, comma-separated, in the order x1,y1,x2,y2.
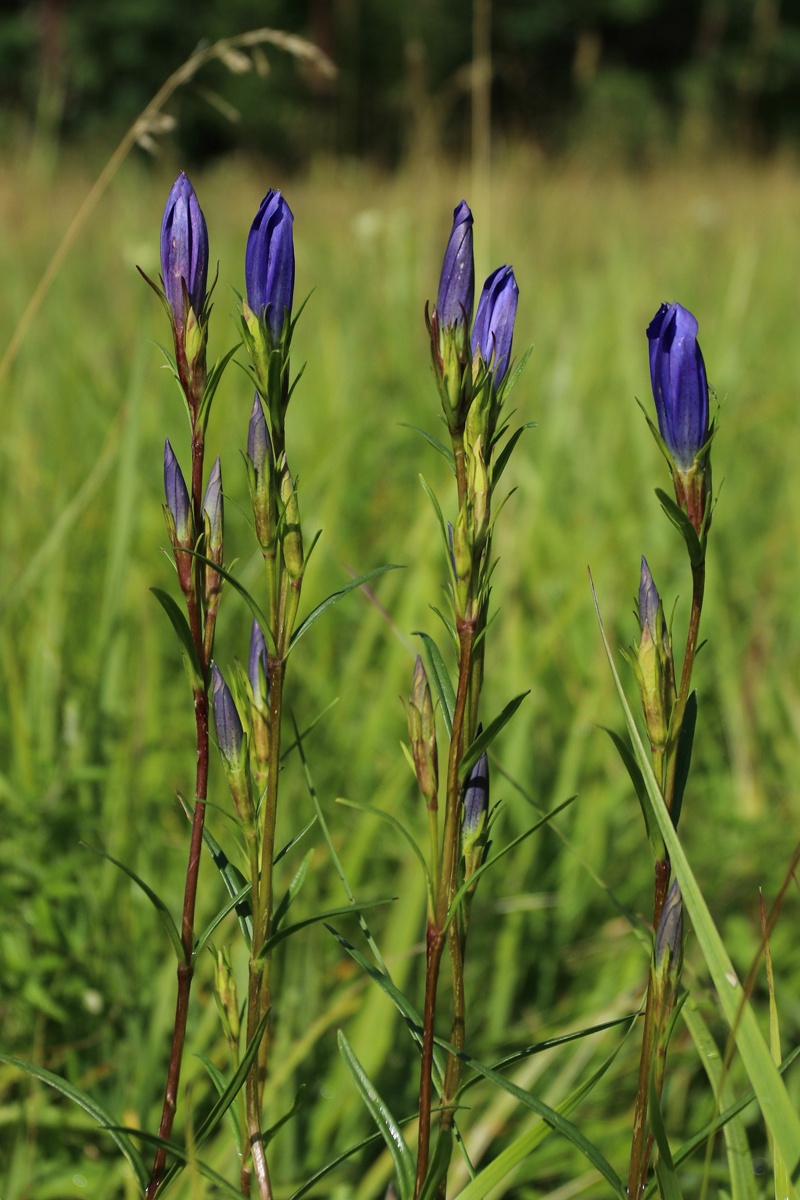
2,3,800,1198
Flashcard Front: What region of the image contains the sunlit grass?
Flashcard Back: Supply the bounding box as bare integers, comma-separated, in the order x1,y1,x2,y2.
2,148,800,1196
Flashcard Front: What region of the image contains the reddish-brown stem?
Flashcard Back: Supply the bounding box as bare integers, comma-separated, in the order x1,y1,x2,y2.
146,413,208,1200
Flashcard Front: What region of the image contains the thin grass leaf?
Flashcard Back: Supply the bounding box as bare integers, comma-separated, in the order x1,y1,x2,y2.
158,1008,270,1193
442,1041,625,1196
289,564,403,652
194,880,252,955
591,575,800,1180
263,1085,308,1147
415,630,455,735
280,700,340,762
682,1000,757,1200
82,844,185,964
197,819,253,944
336,796,432,910
418,1128,453,1200
291,710,391,976
337,1030,415,1200
0,1056,148,1186
399,422,456,471
273,815,318,861
444,796,576,934
649,1071,683,1200
195,1054,242,1154
455,1014,637,1200
602,727,664,860
273,847,314,932
458,692,530,780
491,423,535,489
112,1127,243,1198
286,1128,387,1200
419,473,449,547
762,907,799,1200
260,898,392,959
150,587,204,690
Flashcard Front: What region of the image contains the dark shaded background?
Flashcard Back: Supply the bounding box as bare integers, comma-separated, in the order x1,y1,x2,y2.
2,0,798,167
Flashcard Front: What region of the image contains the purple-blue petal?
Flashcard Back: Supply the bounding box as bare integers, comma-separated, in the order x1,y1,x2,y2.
436,200,474,328
164,438,190,539
638,556,659,639
203,457,223,546
247,394,270,476
647,302,708,470
211,662,244,762
462,751,489,839
248,619,269,704
160,173,208,325
245,190,295,341
471,266,519,386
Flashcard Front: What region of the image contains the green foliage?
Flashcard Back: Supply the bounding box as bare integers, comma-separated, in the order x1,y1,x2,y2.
3,153,800,1197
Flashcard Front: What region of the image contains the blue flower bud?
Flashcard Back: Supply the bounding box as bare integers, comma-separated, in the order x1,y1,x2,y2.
647,302,709,472
245,190,295,343
164,439,191,543
472,266,519,387
248,393,271,476
638,555,660,642
211,662,244,767
462,750,489,844
248,619,269,708
436,200,474,329
160,172,209,327
203,457,223,555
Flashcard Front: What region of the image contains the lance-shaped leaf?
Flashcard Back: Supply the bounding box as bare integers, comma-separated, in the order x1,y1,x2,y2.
338,1030,415,1200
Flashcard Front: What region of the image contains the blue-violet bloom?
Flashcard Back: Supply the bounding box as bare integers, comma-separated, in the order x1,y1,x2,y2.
245,190,295,342
164,439,191,541
160,172,208,326
211,663,244,766
248,619,269,706
647,302,709,471
436,200,474,328
203,457,223,552
472,266,519,386
462,750,489,842
638,556,660,641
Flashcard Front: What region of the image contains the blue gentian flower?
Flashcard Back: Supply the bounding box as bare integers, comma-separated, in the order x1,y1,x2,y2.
160,172,208,326
163,439,191,541
211,663,244,766
647,302,709,471
436,200,474,328
472,266,519,386
245,190,295,342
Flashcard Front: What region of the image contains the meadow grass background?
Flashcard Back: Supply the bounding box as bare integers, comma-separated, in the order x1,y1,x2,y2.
2,147,800,1197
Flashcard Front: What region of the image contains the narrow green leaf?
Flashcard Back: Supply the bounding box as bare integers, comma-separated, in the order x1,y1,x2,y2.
672,691,697,830
195,1054,242,1154
442,1041,625,1196
150,587,203,690
498,344,532,403
337,797,432,909
592,576,800,1180
458,691,530,781
399,422,456,472
194,880,253,955
82,844,185,964
649,1071,683,1200
273,847,314,932
260,898,392,959
182,552,274,653
415,630,455,735
158,1007,270,1194
338,1030,415,1200
112,1127,243,1199
419,473,449,547
455,1015,637,1200
654,488,703,567
273,815,319,861
0,1056,148,1187
603,727,664,859
263,1085,308,1147
492,423,535,490
682,1000,757,1200
198,821,253,944
289,564,403,653
444,796,576,933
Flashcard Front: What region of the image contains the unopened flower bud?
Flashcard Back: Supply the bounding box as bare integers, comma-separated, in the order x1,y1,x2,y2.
163,439,193,597
279,455,304,582
245,190,295,345
161,172,209,329
213,947,240,1047
246,394,276,551
203,457,223,602
463,749,490,882
654,877,683,973
211,663,253,824
407,656,438,809
467,436,489,554
631,557,675,754
472,266,518,388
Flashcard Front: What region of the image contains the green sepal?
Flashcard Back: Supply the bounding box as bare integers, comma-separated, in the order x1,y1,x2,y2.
458,691,530,781
655,487,704,567
672,691,697,829
0,1055,148,1187
602,727,665,861
337,1030,415,1200
288,563,403,654
82,843,185,964
418,1128,454,1200
415,630,456,735
150,587,204,691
